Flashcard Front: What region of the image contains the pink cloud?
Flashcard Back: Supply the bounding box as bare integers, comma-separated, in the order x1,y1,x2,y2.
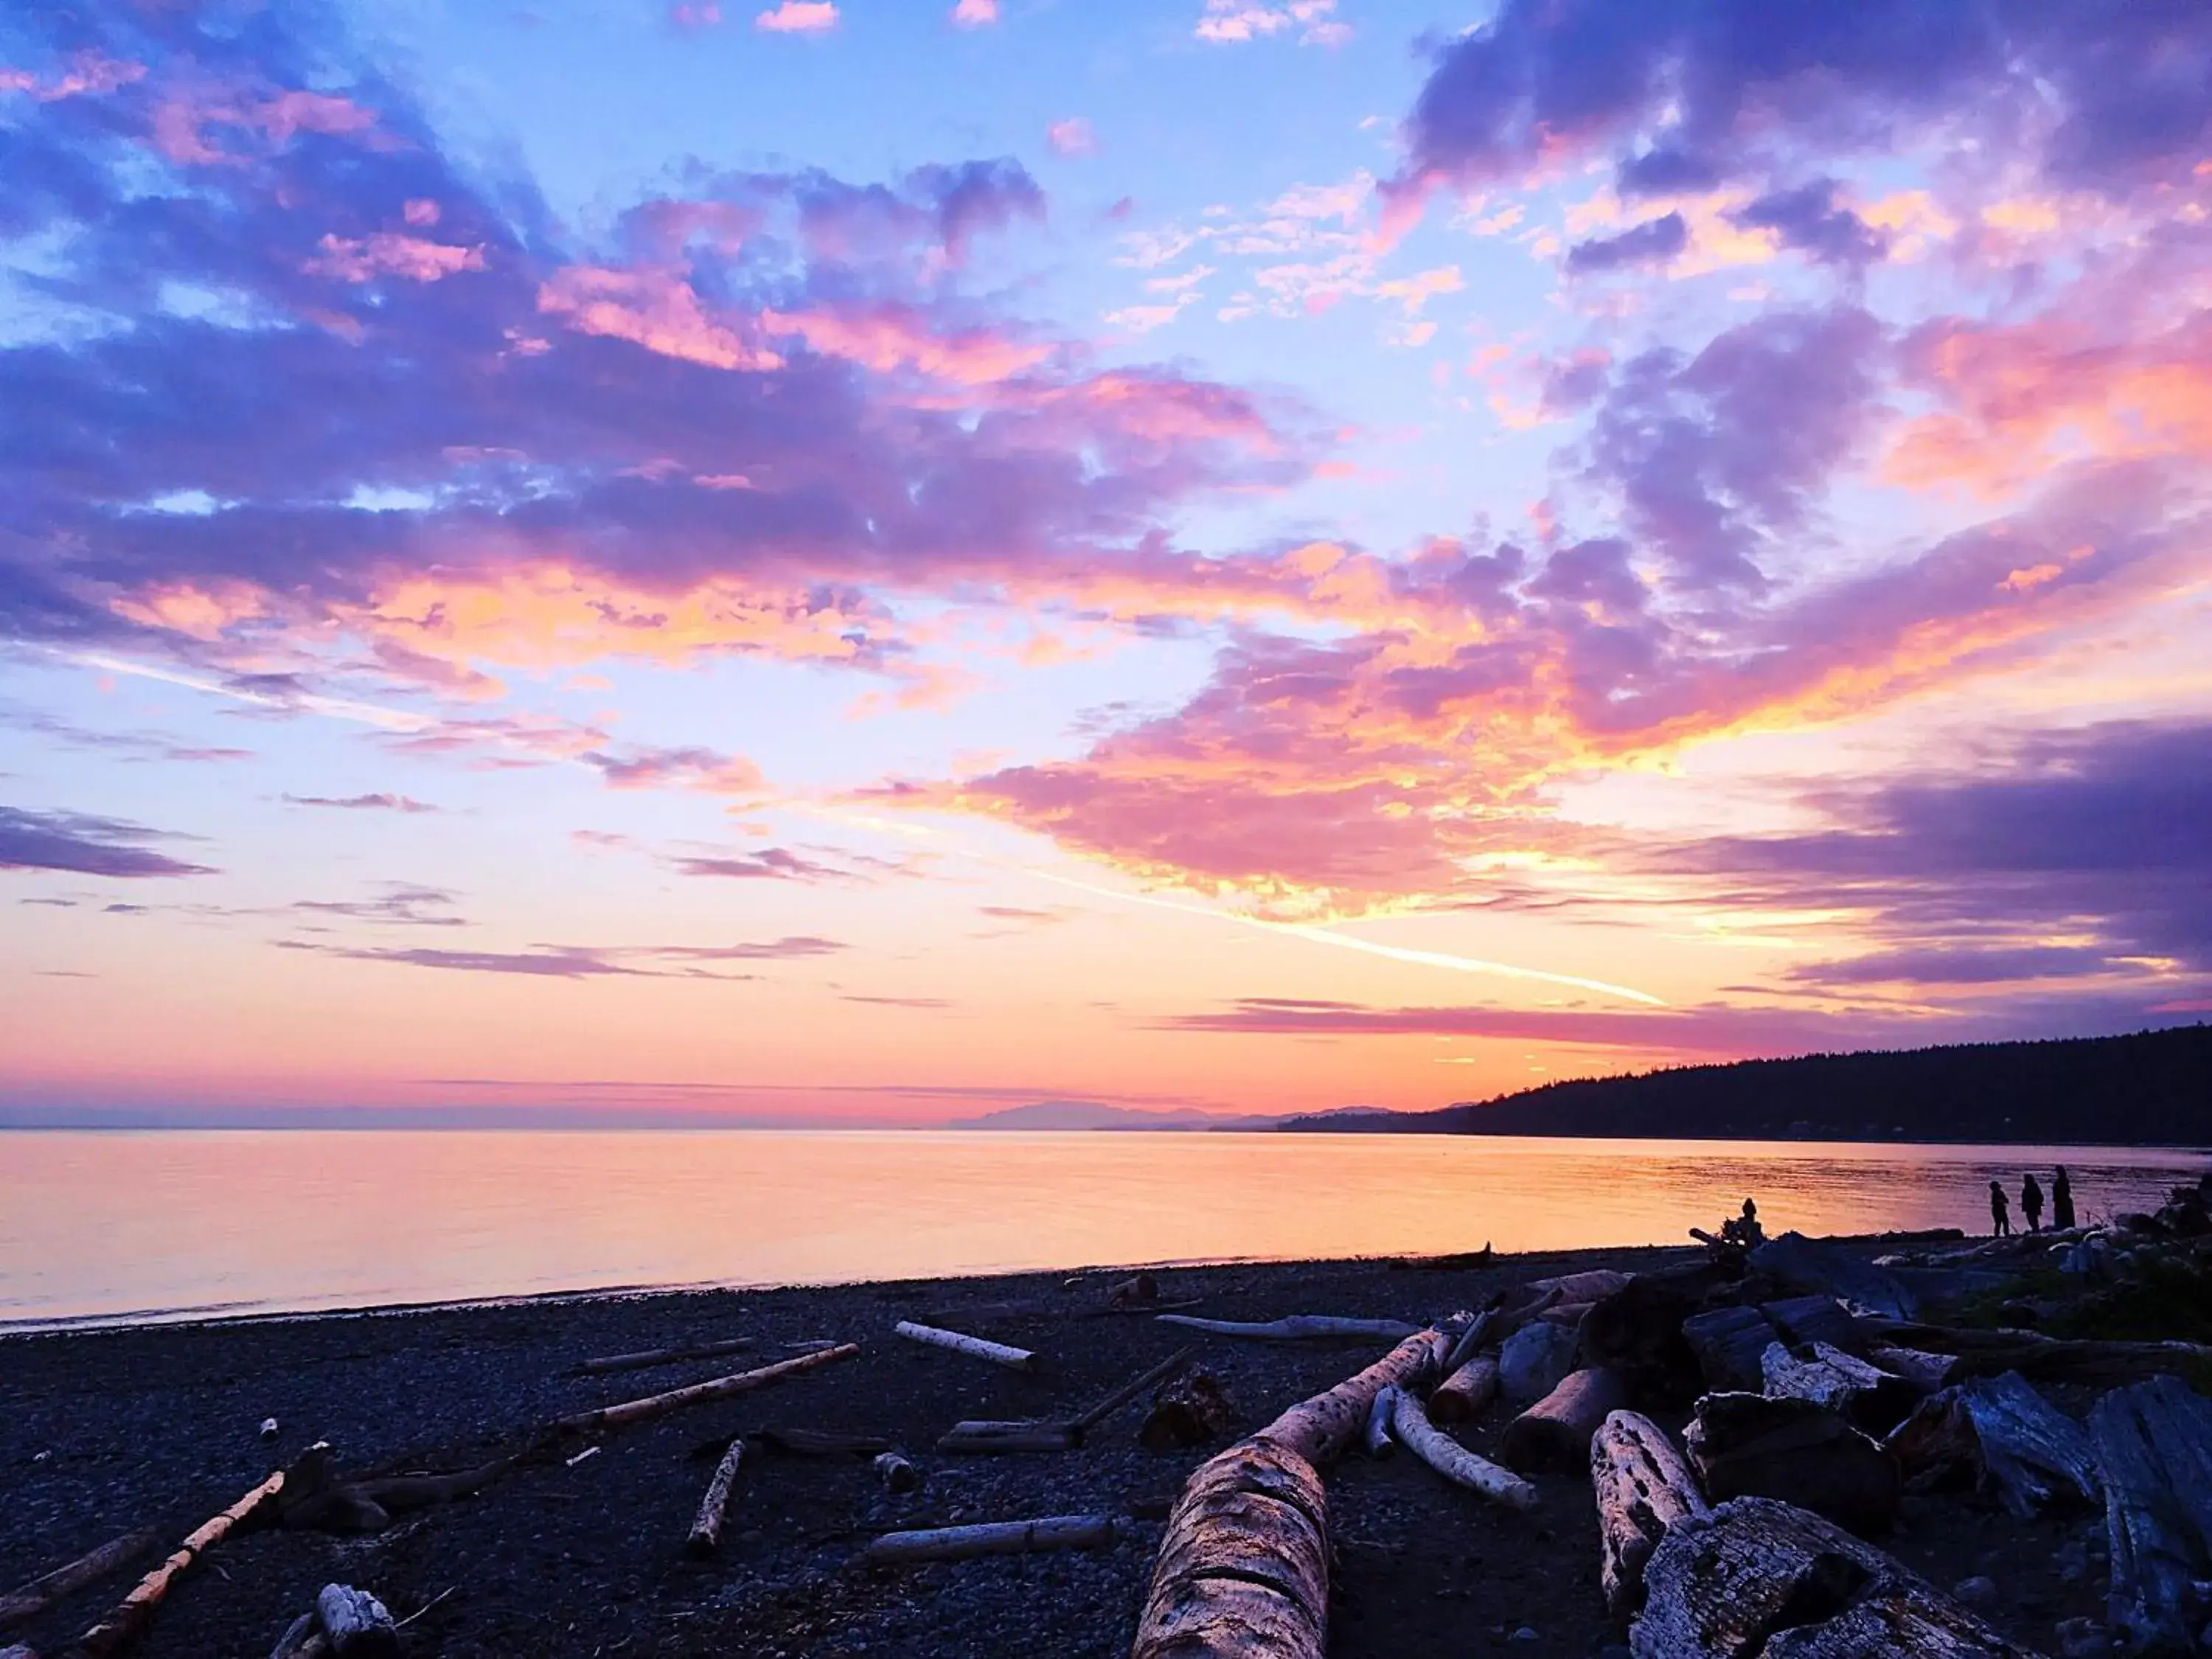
0,52,144,102
1046,118,1096,159
758,302,1054,384
669,2,724,24
536,265,784,371
305,232,487,283
149,86,383,166
755,1,838,32
402,198,441,226
951,0,1000,23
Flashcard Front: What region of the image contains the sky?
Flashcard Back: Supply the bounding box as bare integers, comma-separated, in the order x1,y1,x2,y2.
1,0,2208,1127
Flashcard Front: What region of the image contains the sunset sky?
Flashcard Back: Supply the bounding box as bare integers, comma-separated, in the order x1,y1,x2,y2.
2,0,2208,1125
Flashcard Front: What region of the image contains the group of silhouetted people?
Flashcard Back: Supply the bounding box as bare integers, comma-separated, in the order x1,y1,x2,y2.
1989,1166,2074,1235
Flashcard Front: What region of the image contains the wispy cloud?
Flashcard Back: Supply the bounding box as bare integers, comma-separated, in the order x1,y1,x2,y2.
0,806,215,879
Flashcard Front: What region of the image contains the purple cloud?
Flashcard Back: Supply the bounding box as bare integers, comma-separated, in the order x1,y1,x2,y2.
671,847,848,882
282,793,439,813
1731,180,1887,267
0,804,215,877
1565,212,1687,274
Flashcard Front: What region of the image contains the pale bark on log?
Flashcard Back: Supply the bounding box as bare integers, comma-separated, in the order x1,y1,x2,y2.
864,1514,1116,1565
1683,1307,1780,1394
1760,1341,1919,1435
1631,1496,2039,1659
1592,1411,1708,1627
686,1440,746,1558
894,1322,1036,1371
1500,1366,1630,1474
1154,1314,1418,1343
570,1335,755,1376
1529,1269,1635,1303
1389,1386,1540,1509
2089,1373,2212,1653
873,1451,920,1494
1498,1319,1582,1407
1761,1296,1865,1356
1865,1344,1957,1393
1855,1319,2212,1385
1887,1371,2098,1519
1362,1385,1397,1459
557,1342,860,1434
313,1585,396,1656
1428,1355,1500,1426
64,1468,290,1659
1131,1330,1447,1659
0,1530,159,1633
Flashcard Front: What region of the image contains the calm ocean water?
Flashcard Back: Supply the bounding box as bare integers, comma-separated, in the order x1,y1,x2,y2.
1,1130,2205,1329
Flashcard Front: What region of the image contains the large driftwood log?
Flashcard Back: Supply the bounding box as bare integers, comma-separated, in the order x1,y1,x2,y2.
1581,1265,1731,1405
1685,1394,1899,1534
568,1335,756,1376
1750,1234,1919,1320
1529,1269,1635,1303
1865,1344,1957,1393
863,1514,1117,1565
0,1531,159,1634
2090,1373,2212,1652
1388,1387,1540,1509
1761,1295,1865,1355
1632,1497,2039,1658
557,1342,860,1434
1887,1371,2098,1518
1760,1342,1919,1436
1856,1319,2212,1385
65,1467,291,1658
1130,1329,1448,1659
1498,1319,1582,1407
313,1585,397,1656
1592,1411,1708,1627
1683,1306,1781,1394
1427,1354,1500,1425
1500,1366,1630,1474
1155,1314,1419,1343
894,1322,1036,1371
686,1440,746,1558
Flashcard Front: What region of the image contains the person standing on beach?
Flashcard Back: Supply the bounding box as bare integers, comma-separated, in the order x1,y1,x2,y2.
2022,1172,2045,1233
2052,1167,2076,1231
1990,1180,2011,1237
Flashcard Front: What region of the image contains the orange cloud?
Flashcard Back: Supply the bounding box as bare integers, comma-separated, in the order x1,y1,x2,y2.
305,232,486,283
536,266,784,372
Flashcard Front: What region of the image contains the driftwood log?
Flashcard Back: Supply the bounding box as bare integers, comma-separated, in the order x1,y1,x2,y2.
1427,1355,1500,1425
569,1335,756,1377
0,1531,159,1634
66,1467,291,1658
1856,1318,2212,1385
1750,1234,1919,1320
1682,1306,1781,1394
313,1585,397,1656
1762,1295,1865,1355
1632,1496,2039,1658
2090,1373,2212,1652
1130,1329,1447,1659
1760,1342,1919,1436
1071,1347,1197,1435
1865,1344,1956,1393
1155,1314,1418,1343
894,1322,1036,1371
863,1515,1117,1565
1498,1320,1582,1406
937,1420,1079,1454
1443,1286,1560,1375
268,1611,326,1659
1685,1394,1899,1534
1887,1371,2099,1518
1388,1386,1539,1509
1592,1411,1708,1626
1500,1366,1630,1473
686,1440,747,1558
873,1451,920,1494
1580,1265,1729,1404
1139,1372,1238,1451
557,1342,860,1434
1361,1385,1397,1458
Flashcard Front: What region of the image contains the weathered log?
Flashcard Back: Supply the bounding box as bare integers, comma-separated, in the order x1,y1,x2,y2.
1529,1269,1635,1303
1683,1306,1781,1394
1632,1496,2039,1658
894,1321,1036,1370
1388,1385,1540,1509
1684,1393,1899,1534
1750,1233,1919,1320
1130,1330,1447,1659
1071,1346,1197,1434
1498,1318,1581,1406
1592,1411,1708,1627
1500,1366,1630,1474
1857,1318,2212,1385
1865,1344,1957,1393
1581,1266,1726,1404
2090,1373,2212,1652
864,1514,1117,1565
873,1451,920,1494
1760,1342,1920,1436
1155,1314,1419,1343
313,1585,397,1657
0,1530,159,1634
65,1467,291,1658
556,1341,859,1434
1361,1385,1397,1458
1887,1371,2098,1518
1761,1295,1865,1356
686,1439,746,1558
936,1421,1079,1454
1139,1372,1239,1451
1427,1354,1500,1425
569,1335,756,1377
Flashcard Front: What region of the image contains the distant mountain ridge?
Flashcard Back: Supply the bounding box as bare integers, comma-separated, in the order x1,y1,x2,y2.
945,1100,1270,1130
1276,1025,2212,1146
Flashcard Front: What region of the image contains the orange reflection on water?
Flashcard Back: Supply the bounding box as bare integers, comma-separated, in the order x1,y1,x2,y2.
1,1130,2203,1326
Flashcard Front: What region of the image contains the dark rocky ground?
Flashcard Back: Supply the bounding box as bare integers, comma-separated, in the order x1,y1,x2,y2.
1,1243,2113,1658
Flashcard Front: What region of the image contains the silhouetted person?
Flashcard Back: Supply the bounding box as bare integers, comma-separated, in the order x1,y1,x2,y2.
2052,1167,2076,1231
1738,1199,1764,1247
2023,1172,2045,1233
1990,1180,2011,1237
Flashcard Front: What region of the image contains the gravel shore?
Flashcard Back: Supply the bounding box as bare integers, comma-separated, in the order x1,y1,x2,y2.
1,1242,2108,1657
